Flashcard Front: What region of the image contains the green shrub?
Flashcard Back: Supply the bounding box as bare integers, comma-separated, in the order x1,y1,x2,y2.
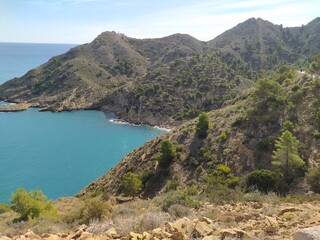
283,120,294,131
307,168,320,193
120,172,143,197
246,169,280,193
185,187,198,196
156,140,176,166
167,204,190,219
80,199,112,224
227,177,241,189
11,188,57,222
139,170,150,186
218,131,228,142
217,164,231,175
162,190,200,211
244,191,280,204
166,179,179,191
291,85,300,92
0,204,11,214
313,131,320,139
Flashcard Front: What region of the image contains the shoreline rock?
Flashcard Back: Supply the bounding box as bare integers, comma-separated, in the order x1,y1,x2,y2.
0,103,30,112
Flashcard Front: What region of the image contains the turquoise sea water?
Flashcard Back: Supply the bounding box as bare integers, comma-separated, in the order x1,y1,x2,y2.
0,43,165,203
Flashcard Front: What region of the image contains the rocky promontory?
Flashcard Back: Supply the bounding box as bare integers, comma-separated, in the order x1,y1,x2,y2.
0,103,31,112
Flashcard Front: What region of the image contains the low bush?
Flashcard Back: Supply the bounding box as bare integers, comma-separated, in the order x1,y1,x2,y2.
246,169,281,193
162,190,200,211
167,204,191,219
80,199,112,224
307,168,320,193
165,179,179,191
11,188,57,222
244,191,280,204
114,211,170,236
0,203,11,214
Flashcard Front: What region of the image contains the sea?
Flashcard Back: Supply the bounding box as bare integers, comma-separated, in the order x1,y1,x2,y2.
0,43,165,203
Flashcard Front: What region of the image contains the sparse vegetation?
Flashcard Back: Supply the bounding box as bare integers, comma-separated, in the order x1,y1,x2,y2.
79,199,112,224
162,190,201,211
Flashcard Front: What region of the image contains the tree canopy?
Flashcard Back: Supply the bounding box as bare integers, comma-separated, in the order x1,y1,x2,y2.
156,140,177,166
120,172,142,197
11,188,56,221
272,130,305,183
196,112,209,138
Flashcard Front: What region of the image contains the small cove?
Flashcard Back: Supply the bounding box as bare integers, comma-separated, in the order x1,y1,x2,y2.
0,43,165,203
0,107,164,203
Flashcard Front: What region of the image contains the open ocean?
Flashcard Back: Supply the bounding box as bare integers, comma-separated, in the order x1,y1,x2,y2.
0,43,164,203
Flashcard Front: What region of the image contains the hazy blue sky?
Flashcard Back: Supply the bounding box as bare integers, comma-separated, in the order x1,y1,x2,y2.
1,0,319,44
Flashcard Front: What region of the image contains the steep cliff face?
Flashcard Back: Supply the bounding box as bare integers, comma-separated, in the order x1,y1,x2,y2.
1,18,320,126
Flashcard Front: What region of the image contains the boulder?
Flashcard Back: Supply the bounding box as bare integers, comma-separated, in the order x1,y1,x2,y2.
0,237,12,240
294,225,320,240
41,234,61,240
71,229,84,239
279,207,301,215
170,231,188,240
166,218,194,235
264,216,279,234
201,236,219,240
105,227,118,238
192,220,213,238
24,230,41,239
129,232,143,240
142,232,152,240
79,232,94,239
151,228,171,239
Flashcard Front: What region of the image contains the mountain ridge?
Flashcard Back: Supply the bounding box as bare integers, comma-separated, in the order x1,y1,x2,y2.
0,17,319,128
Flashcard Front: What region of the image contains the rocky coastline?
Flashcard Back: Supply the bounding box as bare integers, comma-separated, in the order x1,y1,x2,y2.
0,103,31,112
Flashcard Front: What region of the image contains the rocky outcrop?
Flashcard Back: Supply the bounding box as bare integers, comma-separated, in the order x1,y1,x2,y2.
3,201,320,240
0,103,30,112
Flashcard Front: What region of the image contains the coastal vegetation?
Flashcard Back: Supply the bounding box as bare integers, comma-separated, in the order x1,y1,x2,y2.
1,17,320,239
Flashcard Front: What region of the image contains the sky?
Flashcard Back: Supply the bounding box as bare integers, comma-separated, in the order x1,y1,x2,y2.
1,0,319,44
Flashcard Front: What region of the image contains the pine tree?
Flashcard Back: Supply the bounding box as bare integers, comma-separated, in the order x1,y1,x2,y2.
196,112,209,138
120,172,142,196
272,130,305,183
156,140,176,166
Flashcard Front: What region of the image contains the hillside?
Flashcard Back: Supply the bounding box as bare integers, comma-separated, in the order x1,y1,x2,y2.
78,62,320,198
1,18,320,126
209,17,320,71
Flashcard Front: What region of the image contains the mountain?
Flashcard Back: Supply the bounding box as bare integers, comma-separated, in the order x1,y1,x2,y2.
78,62,320,198
0,18,320,127
209,17,320,71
